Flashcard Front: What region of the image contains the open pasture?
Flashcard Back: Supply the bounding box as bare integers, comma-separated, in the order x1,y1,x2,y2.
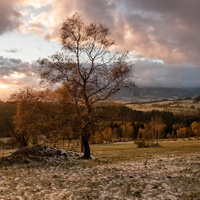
0,140,200,200
125,99,200,116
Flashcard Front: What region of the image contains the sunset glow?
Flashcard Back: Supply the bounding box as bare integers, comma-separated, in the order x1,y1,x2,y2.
10,72,26,79
0,84,8,89
0,0,200,100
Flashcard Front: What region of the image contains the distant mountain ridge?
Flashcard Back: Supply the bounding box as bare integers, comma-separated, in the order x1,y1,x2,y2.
112,87,200,101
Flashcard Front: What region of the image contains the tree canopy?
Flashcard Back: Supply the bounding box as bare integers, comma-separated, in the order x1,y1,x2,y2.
38,13,135,158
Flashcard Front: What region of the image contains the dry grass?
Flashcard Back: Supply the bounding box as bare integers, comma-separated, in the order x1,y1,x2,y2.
0,149,16,160
1,139,200,163
126,99,200,116
90,139,200,163
0,139,200,199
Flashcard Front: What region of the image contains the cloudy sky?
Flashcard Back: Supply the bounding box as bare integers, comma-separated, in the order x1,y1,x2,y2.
0,0,200,100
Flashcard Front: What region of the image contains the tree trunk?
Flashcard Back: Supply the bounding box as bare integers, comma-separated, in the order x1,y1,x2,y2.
82,135,90,158
80,135,84,153
18,135,28,148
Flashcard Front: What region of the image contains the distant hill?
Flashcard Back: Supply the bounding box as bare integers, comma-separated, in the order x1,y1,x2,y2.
112,87,200,101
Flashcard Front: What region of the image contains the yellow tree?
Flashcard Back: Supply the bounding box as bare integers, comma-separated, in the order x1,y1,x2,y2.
11,87,38,147
102,127,113,142
136,124,150,147
176,127,187,138
149,116,166,145
122,122,134,140
11,87,78,147
38,13,134,158
191,121,200,139
172,123,184,137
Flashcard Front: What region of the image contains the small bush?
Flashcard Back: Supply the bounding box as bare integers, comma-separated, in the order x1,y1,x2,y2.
134,138,149,148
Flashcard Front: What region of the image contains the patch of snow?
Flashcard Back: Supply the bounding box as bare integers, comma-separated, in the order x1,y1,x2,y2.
0,153,200,199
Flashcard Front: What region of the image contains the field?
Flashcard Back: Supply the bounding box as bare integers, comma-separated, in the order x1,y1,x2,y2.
0,139,200,200
125,99,200,116
0,140,200,200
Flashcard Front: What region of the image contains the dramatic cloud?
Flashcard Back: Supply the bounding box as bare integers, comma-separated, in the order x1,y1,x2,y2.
0,56,38,76
20,0,200,65
0,56,40,100
122,0,200,64
0,0,22,34
0,0,52,35
134,59,200,88
21,0,122,42
3,0,200,64
20,0,51,8
0,0,200,99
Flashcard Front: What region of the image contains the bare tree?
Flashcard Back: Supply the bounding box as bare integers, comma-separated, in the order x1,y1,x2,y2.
38,13,134,158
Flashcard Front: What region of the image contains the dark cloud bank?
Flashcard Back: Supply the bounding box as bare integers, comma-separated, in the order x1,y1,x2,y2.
0,0,21,34
0,56,39,87
134,60,200,88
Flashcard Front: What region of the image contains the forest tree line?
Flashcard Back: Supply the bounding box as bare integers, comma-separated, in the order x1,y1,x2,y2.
0,91,200,149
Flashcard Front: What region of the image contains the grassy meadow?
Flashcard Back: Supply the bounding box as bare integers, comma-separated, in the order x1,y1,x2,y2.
0,139,200,199
90,139,200,163
125,99,200,116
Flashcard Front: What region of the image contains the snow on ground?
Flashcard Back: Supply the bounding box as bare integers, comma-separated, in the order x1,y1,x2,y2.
0,153,200,200
0,145,84,166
